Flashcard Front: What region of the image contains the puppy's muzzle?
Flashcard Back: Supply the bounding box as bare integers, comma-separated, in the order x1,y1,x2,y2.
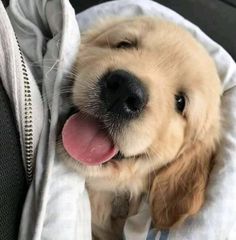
100,70,148,120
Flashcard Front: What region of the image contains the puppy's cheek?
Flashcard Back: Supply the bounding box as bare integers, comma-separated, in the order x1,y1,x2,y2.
117,132,152,156
151,118,186,162
115,121,156,156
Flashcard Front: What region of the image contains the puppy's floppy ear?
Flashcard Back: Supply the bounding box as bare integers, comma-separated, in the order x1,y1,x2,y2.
149,140,215,229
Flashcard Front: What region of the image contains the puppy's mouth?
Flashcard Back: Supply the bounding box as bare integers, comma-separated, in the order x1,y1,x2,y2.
62,111,121,166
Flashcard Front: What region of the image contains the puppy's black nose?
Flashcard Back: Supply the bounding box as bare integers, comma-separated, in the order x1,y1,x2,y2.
100,70,148,119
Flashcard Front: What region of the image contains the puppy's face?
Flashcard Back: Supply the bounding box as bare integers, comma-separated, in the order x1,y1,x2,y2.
62,17,221,192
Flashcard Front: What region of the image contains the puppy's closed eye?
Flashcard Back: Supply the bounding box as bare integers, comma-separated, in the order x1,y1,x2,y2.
114,39,138,49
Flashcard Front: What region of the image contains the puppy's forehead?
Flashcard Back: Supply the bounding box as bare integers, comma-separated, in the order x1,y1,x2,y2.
84,17,156,44
82,17,221,96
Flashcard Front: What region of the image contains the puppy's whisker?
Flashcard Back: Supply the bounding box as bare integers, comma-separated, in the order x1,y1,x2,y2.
59,90,73,95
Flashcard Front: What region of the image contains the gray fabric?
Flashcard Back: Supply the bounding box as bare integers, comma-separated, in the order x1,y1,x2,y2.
0,3,28,238
6,0,92,239
1,0,91,239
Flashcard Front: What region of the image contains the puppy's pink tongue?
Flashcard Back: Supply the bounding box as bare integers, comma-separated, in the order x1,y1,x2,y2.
62,113,118,166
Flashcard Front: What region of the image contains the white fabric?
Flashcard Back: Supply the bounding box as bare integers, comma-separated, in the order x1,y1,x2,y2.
124,201,152,240
0,0,235,239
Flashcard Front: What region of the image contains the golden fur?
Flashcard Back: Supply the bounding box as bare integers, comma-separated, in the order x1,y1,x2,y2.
59,16,222,239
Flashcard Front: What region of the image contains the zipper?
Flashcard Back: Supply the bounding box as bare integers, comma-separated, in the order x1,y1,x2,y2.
16,38,34,184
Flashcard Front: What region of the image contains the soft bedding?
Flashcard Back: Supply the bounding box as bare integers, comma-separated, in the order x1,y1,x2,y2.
1,0,236,239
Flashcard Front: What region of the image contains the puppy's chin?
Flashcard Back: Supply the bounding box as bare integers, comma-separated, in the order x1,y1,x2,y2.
58,151,150,193
58,137,177,194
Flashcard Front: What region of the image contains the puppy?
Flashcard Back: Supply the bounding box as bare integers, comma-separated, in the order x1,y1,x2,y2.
59,16,222,240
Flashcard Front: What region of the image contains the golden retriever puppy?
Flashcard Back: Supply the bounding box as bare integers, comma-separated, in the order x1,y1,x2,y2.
59,16,222,240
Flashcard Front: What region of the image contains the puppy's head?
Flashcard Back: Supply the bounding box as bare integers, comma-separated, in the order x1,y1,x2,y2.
61,17,221,227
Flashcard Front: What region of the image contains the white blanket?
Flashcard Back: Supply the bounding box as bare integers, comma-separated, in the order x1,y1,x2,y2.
2,0,236,239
